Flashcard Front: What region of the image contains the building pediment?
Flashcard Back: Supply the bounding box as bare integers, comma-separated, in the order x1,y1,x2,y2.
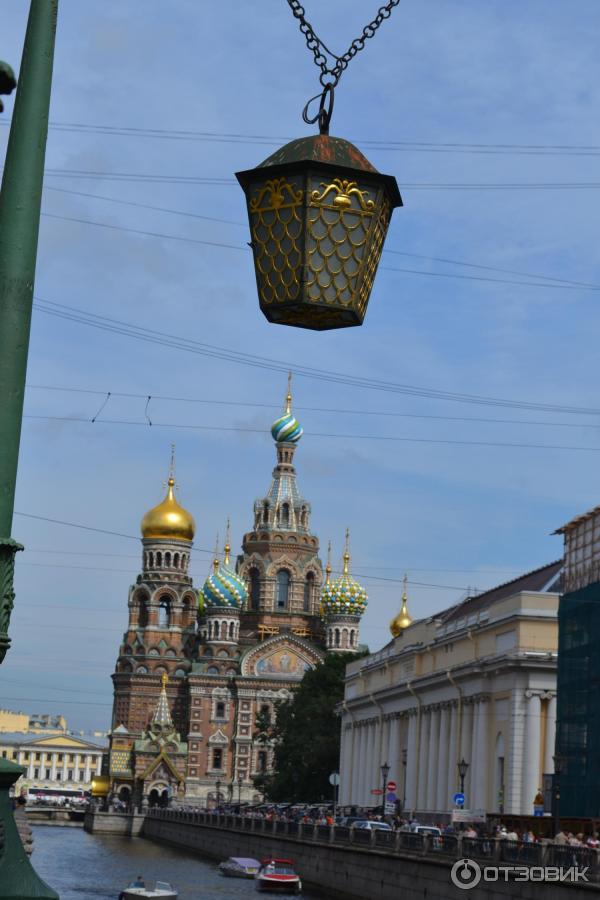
208,729,229,745
240,634,323,679
23,734,103,751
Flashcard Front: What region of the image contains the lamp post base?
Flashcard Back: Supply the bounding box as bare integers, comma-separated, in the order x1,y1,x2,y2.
0,758,59,899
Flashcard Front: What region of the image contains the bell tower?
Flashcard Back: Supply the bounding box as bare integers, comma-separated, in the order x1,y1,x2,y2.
111,451,198,737
237,376,324,645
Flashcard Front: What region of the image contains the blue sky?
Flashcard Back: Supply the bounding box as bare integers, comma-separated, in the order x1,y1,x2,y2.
2,0,600,732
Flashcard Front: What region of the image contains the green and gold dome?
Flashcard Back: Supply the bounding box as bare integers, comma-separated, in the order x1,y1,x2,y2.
321,535,368,618
201,536,248,610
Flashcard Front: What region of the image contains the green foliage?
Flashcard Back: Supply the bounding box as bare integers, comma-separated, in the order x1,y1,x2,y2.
258,652,366,802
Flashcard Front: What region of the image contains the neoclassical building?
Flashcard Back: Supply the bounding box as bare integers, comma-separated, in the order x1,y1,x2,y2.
339,561,562,816
107,382,368,806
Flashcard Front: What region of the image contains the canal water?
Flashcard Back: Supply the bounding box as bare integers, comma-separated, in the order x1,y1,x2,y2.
31,826,320,900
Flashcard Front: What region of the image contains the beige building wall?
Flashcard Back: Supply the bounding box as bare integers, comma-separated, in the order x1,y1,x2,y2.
0,710,29,733
339,563,561,817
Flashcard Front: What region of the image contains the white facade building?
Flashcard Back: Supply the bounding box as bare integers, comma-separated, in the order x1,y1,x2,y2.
339,561,562,816
0,732,105,795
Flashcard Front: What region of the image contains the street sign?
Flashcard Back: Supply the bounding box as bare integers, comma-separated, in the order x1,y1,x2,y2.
386,792,397,803
371,789,383,795
329,772,340,786
387,781,397,792
453,792,465,806
451,808,486,824
384,802,396,814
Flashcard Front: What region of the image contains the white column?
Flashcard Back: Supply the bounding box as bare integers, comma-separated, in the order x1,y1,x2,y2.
405,712,418,810
544,695,557,775
521,693,542,814
447,704,458,801
472,700,489,810
417,709,430,810
50,752,58,781
506,687,525,815
388,715,400,785
84,754,91,784
339,724,352,805
74,753,81,783
460,702,473,803
436,706,450,810
367,721,378,805
353,724,365,804
426,708,441,810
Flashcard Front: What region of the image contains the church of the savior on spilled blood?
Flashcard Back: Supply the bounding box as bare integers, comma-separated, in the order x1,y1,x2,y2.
107,381,371,807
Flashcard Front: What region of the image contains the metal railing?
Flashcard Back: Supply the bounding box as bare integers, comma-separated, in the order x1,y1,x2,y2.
144,809,600,878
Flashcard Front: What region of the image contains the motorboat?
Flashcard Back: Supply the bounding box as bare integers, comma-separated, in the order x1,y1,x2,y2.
119,882,177,899
255,858,302,894
219,856,261,878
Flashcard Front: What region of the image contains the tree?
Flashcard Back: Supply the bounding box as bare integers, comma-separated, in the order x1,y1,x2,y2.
255,652,366,802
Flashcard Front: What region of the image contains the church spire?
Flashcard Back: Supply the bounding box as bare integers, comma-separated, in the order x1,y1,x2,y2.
152,673,174,729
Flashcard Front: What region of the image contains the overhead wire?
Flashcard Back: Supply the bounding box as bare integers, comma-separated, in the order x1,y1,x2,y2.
30,296,600,416
21,412,600,453
25,382,600,430
42,185,600,293
5,118,600,156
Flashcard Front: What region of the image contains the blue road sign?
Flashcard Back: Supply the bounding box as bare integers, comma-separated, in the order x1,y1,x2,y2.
453,792,465,806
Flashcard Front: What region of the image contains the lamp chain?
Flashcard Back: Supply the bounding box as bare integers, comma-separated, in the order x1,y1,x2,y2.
286,0,401,89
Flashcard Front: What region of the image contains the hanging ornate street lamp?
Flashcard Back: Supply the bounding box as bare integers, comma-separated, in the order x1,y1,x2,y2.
236,2,403,331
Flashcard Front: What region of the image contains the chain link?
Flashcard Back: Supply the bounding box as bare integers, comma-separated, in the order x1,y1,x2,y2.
286,0,401,88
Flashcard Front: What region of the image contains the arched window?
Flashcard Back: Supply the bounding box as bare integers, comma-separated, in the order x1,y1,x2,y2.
148,552,154,569
280,502,290,527
158,596,171,627
303,573,315,612
229,621,235,640
221,621,228,640
174,553,180,569
335,628,340,647
350,629,356,647
263,501,269,524
138,597,149,628
249,569,261,610
156,551,162,567
276,570,290,610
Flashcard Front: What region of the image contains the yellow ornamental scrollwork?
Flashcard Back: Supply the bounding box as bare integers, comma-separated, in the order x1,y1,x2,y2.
250,178,303,212
310,178,375,211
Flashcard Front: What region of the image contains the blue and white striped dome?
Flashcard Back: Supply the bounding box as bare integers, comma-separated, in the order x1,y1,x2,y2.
271,375,303,443
271,412,303,443
202,560,248,609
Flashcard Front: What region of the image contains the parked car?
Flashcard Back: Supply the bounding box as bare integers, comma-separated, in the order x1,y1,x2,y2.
351,820,393,831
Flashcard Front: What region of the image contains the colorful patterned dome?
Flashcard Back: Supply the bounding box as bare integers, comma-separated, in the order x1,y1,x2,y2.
201,542,248,609
321,539,368,618
271,373,303,443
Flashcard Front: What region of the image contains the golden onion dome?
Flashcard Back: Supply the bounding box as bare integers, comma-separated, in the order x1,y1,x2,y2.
141,476,196,543
390,575,413,637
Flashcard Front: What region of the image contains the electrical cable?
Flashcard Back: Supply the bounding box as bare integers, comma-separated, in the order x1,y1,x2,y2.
21,412,600,453
40,184,600,291
30,296,600,415
7,118,600,156
25,382,600,431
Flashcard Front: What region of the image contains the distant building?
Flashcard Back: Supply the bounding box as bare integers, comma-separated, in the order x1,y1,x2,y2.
0,710,67,734
554,503,600,817
107,382,368,808
0,732,105,794
339,562,562,816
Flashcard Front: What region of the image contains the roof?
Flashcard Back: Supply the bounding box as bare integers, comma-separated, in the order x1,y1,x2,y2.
554,503,600,535
0,731,107,749
437,559,563,625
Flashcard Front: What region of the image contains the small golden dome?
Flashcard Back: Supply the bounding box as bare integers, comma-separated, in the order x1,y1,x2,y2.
390,575,413,637
141,477,196,543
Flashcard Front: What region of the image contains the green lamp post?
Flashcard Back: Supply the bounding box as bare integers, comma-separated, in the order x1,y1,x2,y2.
0,2,60,898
